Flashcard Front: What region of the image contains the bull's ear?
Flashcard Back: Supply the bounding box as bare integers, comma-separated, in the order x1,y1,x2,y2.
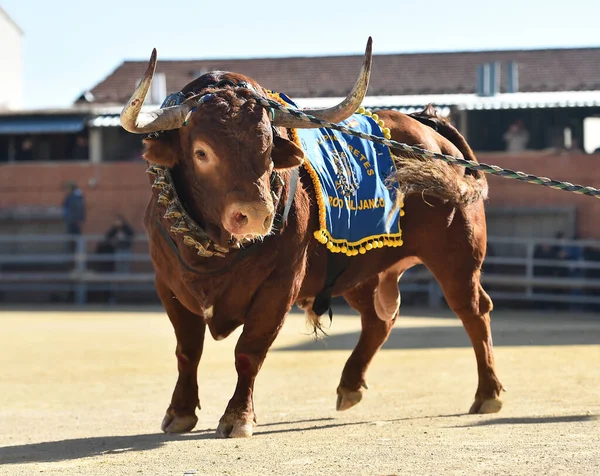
142,137,177,167
271,136,305,170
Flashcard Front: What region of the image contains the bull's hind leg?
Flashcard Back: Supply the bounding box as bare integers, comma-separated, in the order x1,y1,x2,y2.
420,232,504,414
156,279,207,433
336,272,400,411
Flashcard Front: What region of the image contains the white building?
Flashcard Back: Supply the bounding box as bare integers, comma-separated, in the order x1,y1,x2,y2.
0,6,23,110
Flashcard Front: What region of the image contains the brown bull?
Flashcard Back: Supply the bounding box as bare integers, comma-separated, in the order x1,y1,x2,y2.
120,38,503,438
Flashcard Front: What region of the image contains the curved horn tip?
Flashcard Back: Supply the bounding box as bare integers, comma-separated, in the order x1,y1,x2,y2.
148,48,158,69
361,38,373,72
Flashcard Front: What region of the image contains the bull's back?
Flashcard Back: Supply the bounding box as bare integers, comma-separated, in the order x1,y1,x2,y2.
374,109,465,160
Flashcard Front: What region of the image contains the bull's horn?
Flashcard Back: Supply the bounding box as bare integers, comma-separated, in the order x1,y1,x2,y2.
120,49,194,134
272,37,373,129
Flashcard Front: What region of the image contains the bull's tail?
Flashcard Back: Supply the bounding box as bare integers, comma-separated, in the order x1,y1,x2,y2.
387,105,488,208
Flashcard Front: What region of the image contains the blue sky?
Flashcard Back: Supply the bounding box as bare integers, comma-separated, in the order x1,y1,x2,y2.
2,0,599,109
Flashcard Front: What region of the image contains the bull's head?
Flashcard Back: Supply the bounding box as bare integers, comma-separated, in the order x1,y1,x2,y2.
120,38,372,247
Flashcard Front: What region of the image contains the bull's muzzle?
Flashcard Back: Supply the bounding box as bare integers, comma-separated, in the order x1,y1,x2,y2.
222,201,274,238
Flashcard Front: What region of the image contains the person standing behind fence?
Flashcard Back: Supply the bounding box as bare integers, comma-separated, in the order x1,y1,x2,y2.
62,182,86,253
105,215,135,273
503,119,530,152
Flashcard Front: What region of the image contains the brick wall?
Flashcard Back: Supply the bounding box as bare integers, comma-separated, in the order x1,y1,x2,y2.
481,152,600,238
0,162,152,235
1,152,600,238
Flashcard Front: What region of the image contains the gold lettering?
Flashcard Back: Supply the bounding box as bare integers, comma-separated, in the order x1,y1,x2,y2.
353,148,360,157
367,169,375,176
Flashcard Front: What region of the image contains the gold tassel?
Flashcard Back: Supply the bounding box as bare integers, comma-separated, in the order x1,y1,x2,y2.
170,219,190,234
164,203,183,219
157,189,172,205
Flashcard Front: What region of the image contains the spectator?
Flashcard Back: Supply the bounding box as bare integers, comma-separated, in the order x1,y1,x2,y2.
17,137,35,161
568,138,584,153
92,238,116,273
62,182,86,255
503,119,530,152
105,214,135,273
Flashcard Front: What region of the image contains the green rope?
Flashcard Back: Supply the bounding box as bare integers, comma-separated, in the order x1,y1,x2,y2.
256,96,600,199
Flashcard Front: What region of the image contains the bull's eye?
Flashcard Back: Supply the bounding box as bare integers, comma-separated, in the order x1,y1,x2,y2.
194,149,207,161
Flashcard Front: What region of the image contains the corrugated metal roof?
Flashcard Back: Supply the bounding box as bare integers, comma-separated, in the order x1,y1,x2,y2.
88,116,122,127
292,91,600,112
87,90,600,128
457,90,600,110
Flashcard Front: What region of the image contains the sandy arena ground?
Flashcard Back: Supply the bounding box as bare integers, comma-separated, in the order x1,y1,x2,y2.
0,306,598,475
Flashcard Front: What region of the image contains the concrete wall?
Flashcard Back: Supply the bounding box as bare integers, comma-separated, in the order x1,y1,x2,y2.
1,152,600,238
0,8,23,110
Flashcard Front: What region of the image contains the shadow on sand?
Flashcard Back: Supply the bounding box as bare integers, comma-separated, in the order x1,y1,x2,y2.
0,414,463,465
277,318,600,352
2,412,596,466
455,414,598,427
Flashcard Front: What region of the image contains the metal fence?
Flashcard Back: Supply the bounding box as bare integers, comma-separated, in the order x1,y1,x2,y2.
1,234,600,309
0,234,155,304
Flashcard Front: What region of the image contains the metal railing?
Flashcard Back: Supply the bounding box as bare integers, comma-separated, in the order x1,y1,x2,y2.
1,234,600,309
399,236,600,310
0,234,155,304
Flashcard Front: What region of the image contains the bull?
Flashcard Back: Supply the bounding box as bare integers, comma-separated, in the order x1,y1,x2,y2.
120,37,503,438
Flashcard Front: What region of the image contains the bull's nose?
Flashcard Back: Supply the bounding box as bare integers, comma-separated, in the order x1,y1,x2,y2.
223,202,274,237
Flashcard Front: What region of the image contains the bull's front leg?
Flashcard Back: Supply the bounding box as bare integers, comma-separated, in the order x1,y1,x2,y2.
216,278,298,438
156,279,207,433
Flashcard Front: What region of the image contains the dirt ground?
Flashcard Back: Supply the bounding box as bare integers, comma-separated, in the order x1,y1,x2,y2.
0,306,598,476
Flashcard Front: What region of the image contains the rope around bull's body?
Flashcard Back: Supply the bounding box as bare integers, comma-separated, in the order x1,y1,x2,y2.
254,96,600,199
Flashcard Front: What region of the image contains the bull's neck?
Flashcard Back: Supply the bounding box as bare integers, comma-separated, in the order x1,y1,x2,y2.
147,163,230,258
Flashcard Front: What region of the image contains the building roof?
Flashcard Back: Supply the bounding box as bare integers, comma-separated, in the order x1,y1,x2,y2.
87,46,600,106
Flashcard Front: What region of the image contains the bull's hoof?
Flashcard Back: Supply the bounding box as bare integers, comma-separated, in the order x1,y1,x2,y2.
469,397,503,414
216,415,255,438
336,385,365,411
161,412,198,433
